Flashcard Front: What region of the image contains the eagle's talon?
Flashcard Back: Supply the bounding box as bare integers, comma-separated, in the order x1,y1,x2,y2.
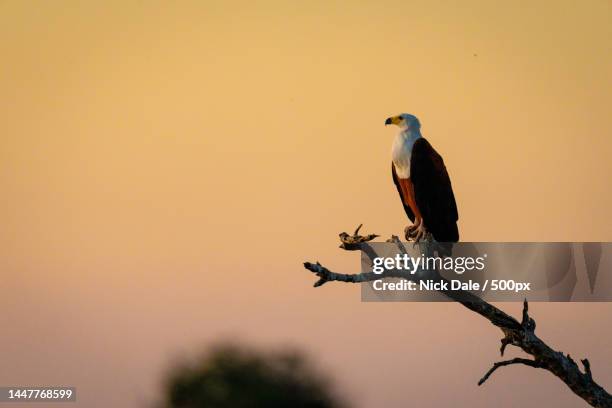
412,223,428,243
404,218,423,240
405,218,426,240
404,225,413,241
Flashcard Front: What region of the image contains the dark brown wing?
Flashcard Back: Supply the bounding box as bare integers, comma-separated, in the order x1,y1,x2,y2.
410,138,459,242
392,162,415,223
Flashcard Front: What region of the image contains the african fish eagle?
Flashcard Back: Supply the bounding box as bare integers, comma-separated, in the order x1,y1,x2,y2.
385,113,459,245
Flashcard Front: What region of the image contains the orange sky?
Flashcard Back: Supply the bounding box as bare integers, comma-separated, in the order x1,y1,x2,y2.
1,1,611,407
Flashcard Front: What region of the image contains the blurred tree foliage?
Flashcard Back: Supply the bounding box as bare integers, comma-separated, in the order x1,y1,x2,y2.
160,343,348,408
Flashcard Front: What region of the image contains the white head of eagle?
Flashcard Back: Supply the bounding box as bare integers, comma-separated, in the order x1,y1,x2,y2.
385,113,421,132
385,113,459,245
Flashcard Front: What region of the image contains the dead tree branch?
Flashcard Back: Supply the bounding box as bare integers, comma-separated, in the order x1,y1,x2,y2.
477,357,544,386
303,225,612,408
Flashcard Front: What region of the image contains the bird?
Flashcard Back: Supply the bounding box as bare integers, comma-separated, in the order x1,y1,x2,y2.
385,113,459,248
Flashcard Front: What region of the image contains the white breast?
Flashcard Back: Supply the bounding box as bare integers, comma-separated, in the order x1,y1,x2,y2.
391,132,419,179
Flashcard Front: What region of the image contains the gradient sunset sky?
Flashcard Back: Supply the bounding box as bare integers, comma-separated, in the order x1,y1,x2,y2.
1,1,611,407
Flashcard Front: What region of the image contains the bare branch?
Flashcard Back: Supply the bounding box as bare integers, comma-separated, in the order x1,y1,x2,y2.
338,223,379,250
303,260,406,287
302,225,612,408
386,235,409,254
478,357,544,386
521,298,536,331
583,359,593,381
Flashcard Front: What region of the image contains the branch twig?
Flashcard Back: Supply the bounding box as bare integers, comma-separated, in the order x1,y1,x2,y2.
478,357,544,386
338,223,379,250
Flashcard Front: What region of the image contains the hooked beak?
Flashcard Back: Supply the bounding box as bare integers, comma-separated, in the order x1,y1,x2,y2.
385,117,392,126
